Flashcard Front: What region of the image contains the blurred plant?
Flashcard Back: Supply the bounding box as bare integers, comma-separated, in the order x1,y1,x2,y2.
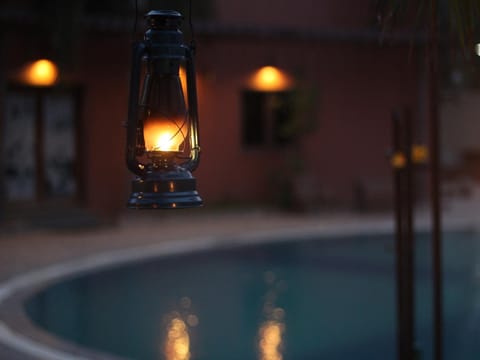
376,0,480,54
269,84,318,211
376,1,480,99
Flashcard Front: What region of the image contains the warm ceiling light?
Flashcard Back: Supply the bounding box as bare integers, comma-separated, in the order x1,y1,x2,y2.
247,66,294,92
22,59,58,86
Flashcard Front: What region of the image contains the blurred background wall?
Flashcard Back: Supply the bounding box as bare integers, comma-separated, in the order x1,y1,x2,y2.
0,0,475,224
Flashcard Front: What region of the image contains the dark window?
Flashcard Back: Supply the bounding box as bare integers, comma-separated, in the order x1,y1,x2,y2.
242,91,266,146
2,87,81,203
241,90,295,147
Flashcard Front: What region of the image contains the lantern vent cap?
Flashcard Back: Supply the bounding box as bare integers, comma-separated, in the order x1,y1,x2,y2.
145,10,183,30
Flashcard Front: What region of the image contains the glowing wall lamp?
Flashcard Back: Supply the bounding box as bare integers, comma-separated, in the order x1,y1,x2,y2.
247,66,294,92
126,10,202,209
21,59,58,86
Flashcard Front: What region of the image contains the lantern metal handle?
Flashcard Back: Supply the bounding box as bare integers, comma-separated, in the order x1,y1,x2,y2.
126,41,147,176
184,47,200,171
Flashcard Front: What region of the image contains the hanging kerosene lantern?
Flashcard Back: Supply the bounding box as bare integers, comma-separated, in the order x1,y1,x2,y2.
126,10,202,209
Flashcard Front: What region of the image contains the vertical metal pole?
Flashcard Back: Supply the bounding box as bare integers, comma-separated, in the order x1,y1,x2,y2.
0,28,6,220
393,109,415,360
35,90,45,201
404,109,415,360
392,111,405,360
428,1,443,359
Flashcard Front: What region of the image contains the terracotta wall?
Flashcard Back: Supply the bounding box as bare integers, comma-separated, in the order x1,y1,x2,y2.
1,1,422,216
214,0,375,30
194,36,419,208
76,33,132,217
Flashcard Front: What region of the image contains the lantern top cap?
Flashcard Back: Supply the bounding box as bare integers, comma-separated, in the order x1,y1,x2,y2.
145,10,183,30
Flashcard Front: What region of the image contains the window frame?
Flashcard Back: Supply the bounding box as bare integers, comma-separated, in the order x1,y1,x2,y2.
1,83,84,204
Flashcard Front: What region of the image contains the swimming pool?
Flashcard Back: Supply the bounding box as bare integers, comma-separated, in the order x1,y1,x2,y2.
25,231,480,360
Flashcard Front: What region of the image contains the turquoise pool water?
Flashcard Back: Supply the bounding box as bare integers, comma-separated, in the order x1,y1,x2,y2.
26,231,480,360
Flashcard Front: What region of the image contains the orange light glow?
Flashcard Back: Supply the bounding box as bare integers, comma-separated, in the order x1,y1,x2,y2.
412,144,429,164
21,59,58,86
258,320,285,360
247,66,294,92
143,116,188,152
179,66,188,100
164,317,191,360
391,152,406,169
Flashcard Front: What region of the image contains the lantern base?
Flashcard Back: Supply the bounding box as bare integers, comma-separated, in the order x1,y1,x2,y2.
127,168,203,209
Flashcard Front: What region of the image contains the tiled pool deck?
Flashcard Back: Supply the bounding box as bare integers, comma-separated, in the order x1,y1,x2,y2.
0,201,478,359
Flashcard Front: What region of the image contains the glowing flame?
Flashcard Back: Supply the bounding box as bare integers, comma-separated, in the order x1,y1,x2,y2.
164,317,191,360
258,320,285,360
22,59,58,86
143,117,188,152
247,66,294,92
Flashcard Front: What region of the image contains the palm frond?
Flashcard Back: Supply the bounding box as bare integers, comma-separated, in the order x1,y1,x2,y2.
377,0,480,50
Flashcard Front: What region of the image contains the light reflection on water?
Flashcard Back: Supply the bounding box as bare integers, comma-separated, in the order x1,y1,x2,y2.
161,272,288,360
164,317,190,360
162,297,199,360
258,320,285,360
258,270,286,360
